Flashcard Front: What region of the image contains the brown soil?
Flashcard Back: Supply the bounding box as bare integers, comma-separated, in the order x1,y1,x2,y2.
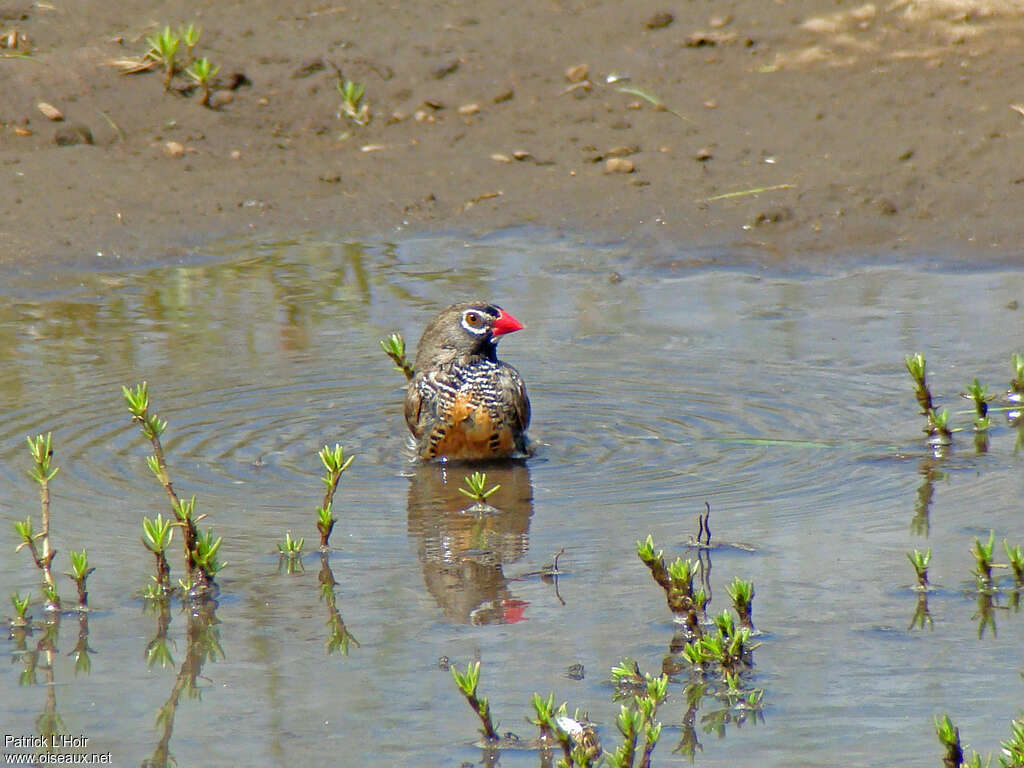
4,0,1024,271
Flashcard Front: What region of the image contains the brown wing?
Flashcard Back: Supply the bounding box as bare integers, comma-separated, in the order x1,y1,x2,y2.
495,362,531,447
403,375,427,440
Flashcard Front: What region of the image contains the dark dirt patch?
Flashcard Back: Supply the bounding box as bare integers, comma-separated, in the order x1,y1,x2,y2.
3,0,1024,271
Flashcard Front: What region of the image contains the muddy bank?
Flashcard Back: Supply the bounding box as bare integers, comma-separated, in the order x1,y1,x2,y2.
3,0,1024,271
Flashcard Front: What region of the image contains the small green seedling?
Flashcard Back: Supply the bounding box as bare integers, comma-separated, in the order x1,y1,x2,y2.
971,531,995,589
1010,352,1024,399
337,78,370,126
145,25,181,91
380,332,414,380
459,471,501,503
935,715,964,768
451,661,500,742
185,57,220,106
179,23,200,58
964,378,994,431
726,578,755,631
1004,540,1024,586
905,353,933,414
317,443,355,548
65,549,94,608
907,548,931,590
10,593,30,626
277,531,304,556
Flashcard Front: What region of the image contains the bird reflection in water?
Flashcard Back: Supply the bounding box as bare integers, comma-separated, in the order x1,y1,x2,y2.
406,460,534,625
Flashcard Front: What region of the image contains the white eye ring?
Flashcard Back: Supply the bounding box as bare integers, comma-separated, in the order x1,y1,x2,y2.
461,310,488,335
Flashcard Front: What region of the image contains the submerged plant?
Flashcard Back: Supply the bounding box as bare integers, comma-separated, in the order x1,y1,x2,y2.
316,443,355,549
907,548,931,590
726,578,755,631
451,661,500,743
124,381,222,590
971,531,995,590
1005,540,1024,587
10,592,30,627
15,433,61,611
964,378,994,431
380,332,414,380
278,531,304,556
1010,353,1024,401
637,535,704,636
65,550,94,609
459,471,501,504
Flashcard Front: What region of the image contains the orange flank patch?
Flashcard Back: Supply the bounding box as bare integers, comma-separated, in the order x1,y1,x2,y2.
427,394,515,459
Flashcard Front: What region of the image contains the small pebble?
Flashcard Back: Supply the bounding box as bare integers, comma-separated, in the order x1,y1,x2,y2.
493,88,514,103
604,157,635,174
646,11,674,29
565,63,589,83
512,150,532,161
696,147,713,161
458,103,480,115
207,90,234,109
230,149,242,160
490,153,512,163
164,140,185,158
37,102,64,121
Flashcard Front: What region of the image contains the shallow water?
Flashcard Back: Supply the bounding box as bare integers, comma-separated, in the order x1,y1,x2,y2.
1,231,1023,766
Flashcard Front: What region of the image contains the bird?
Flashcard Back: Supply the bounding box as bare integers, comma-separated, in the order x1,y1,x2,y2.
404,301,531,461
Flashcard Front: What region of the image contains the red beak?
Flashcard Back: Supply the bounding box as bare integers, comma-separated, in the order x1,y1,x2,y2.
491,309,524,337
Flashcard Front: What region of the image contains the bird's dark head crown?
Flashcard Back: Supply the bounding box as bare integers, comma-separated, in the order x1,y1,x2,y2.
413,301,524,367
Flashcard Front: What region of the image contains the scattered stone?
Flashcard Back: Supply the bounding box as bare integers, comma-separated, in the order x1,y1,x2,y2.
388,111,408,124
164,140,185,158
207,90,233,109
53,123,92,146
565,63,589,83
626,101,642,110
876,198,898,216
753,207,793,225
898,148,914,162
422,98,445,110
230,149,242,160
257,97,270,106
13,126,32,136
685,30,739,47
493,88,514,103
414,109,433,123
607,145,638,157
319,173,341,183
1007,300,1019,310
361,144,386,152
604,157,635,174
432,59,459,79
646,12,674,29
37,102,63,121
695,146,713,161
458,103,480,115
512,150,532,161
291,59,325,78
704,99,717,109
709,14,732,28
629,178,649,186
490,153,512,163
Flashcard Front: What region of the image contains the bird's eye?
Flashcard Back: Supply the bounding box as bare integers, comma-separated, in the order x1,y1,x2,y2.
464,311,481,326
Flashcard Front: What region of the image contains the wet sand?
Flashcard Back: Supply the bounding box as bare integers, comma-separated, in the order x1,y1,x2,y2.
4,0,1024,270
